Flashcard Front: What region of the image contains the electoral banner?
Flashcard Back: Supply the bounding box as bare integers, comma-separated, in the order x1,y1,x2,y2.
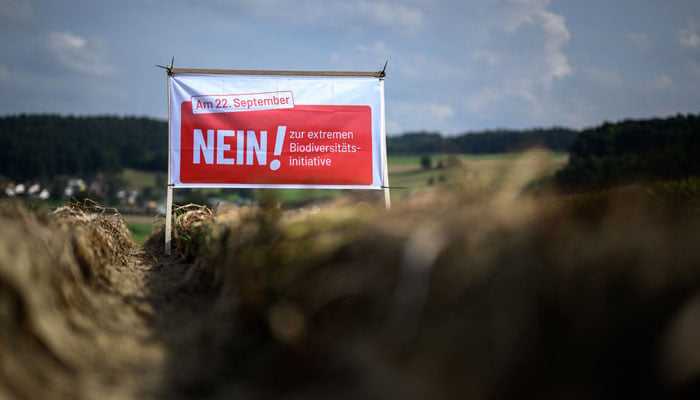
168,72,386,189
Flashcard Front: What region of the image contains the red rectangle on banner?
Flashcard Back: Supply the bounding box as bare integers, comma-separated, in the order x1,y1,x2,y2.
178,102,373,185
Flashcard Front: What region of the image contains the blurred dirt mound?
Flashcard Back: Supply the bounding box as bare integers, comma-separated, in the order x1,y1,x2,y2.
154,190,700,399
4,186,700,399
52,200,138,283
0,200,161,400
144,203,215,260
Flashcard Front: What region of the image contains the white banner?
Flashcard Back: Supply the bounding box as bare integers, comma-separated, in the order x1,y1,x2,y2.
168,73,387,189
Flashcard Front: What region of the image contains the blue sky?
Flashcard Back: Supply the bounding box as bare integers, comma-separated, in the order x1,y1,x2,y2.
1,0,699,134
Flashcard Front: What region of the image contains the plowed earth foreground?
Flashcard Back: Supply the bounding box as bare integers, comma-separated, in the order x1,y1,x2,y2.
0,202,198,399
2,188,700,399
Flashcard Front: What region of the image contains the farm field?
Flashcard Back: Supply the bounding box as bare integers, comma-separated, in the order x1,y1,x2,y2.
2,152,700,399
123,214,162,244
387,151,567,197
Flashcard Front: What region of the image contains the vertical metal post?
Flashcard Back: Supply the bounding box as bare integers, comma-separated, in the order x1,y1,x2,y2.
165,185,173,255
165,67,174,255
379,78,391,210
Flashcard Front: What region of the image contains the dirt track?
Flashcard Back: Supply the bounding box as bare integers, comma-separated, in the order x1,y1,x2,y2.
60,245,224,399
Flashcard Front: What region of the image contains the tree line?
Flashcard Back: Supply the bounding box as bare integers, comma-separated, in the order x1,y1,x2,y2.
387,127,578,154
555,113,700,190
0,114,167,182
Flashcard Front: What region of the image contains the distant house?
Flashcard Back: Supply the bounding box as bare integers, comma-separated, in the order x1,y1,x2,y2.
64,178,87,197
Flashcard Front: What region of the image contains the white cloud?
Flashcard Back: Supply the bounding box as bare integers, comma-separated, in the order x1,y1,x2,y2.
464,2,572,121
45,31,112,75
493,0,552,33
678,25,700,48
538,10,572,84
654,73,674,90
48,31,86,51
477,0,571,97
357,1,423,32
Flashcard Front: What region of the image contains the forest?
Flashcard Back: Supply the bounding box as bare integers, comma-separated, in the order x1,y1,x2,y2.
555,113,700,190
386,127,578,154
0,114,166,182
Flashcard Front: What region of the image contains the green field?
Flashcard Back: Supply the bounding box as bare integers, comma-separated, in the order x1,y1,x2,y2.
123,214,160,244
125,222,152,244
387,151,568,197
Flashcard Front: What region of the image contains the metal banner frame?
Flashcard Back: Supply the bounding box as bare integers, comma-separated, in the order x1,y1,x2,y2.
162,63,390,255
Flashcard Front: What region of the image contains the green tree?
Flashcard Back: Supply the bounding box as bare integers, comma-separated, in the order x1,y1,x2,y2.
420,155,432,170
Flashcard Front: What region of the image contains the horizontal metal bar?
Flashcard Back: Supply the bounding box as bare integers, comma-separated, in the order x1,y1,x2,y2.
168,67,385,78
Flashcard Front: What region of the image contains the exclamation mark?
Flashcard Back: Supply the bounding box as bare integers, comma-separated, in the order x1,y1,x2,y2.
269,125,286,171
